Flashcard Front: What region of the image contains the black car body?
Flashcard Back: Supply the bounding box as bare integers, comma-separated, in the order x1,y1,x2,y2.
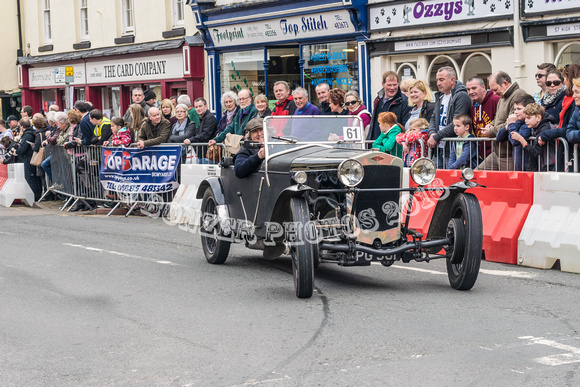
197,116,483,298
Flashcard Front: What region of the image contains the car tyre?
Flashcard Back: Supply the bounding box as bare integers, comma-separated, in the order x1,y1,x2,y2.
200,189,231,264
289,197,314,298
445,193,482,291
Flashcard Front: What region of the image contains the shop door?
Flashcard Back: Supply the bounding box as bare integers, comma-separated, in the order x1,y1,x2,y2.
266,47,301,105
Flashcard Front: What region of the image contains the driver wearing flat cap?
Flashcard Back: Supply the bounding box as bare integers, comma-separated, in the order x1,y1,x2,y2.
234,117,265,179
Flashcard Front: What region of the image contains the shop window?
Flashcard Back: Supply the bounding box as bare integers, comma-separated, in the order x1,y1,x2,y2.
122,0,134,35
555,42,580,69
172,0,185,28
42,89,56,113
267,47,301,105
462,53,492,87
427,54,464,90
43,0,52,43
396,62,417,81
302,41,358,105
220,50,265,98
102,87,121,119
76,88,86,102
79,0,89,41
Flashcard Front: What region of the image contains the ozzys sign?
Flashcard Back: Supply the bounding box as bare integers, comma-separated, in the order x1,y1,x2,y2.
369,0,513,31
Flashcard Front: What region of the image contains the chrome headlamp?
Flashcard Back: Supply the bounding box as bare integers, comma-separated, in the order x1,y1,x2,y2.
462,168,475,181
338,159,364,187
410,158,436,186
294,171,308,184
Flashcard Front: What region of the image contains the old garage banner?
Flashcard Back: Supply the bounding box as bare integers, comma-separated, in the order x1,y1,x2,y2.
100,146,181,193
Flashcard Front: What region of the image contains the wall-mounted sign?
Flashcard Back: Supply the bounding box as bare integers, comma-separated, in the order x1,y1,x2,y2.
86,53,183,84
54,66,65,83
547,22,580,38
369,0,512,31
394,35,472,52
210,10,356,48
30,64,85,87
524,1,580,16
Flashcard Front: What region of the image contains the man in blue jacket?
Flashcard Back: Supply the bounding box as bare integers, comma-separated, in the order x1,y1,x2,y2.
74,101,96,146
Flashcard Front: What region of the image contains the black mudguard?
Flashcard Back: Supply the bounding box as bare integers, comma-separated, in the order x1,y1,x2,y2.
196,177,226,205
263,185,311,259
426,181,482,245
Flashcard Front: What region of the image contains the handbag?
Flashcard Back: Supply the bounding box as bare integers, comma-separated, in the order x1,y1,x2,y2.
205,145,222,163
224,133,244,155
185,147,198,164
30,146,45,166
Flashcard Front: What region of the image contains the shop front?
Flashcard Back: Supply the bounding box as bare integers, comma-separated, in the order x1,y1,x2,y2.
18,38,204,117
367,0,514,89
190,0,369,116
521,2,580,70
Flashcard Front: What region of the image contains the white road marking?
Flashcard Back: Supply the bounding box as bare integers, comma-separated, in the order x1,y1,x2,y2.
389,265,446,276
227,375,291,386
63,243,181,266
520,336,580,366
480,268,537,279
375,263,537,279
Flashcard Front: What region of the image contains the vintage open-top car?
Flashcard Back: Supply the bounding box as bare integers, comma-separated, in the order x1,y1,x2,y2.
196,116,483,298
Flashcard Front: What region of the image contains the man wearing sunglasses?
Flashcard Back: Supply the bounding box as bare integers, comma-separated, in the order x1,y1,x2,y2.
533,63,556,104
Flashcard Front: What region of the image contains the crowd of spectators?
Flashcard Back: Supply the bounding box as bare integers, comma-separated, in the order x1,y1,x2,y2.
3,62,580,206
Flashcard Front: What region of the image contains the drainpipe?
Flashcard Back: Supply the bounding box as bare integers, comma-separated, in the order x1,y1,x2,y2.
16,0,23,57
513,0,525,81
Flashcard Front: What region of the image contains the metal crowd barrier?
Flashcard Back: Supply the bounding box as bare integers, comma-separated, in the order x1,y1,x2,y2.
366,135,576,172
42,143,226,216
574,143,579,173
426,136,571,172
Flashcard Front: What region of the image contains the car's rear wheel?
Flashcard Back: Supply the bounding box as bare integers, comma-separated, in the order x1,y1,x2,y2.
445,193,482,290
289,197,314,298
200,189,231,264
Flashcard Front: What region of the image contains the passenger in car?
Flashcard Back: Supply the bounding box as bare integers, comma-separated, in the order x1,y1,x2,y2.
234,118,265,179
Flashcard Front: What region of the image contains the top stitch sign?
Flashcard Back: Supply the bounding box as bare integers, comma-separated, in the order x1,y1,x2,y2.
210,10,355,47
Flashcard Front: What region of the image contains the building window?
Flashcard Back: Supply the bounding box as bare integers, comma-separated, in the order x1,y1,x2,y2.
122,0,134,34
220,50,265,97
43,0,52,43
302,42,358,106
80,0,89,41
172,0,185,28
555,42,580,68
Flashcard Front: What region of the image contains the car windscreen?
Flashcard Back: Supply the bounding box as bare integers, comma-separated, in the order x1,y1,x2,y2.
263,115,365,156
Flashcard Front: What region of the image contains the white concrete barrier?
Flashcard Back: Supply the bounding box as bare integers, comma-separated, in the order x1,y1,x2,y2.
169,163,220,226
0,163,35,207
518,172,580,272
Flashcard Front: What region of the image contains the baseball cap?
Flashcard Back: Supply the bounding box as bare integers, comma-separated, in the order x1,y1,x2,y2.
6,115,17,122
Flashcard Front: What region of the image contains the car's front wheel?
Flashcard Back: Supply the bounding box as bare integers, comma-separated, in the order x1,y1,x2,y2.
289,197,314,298
445,193,482,290
200,189,231,264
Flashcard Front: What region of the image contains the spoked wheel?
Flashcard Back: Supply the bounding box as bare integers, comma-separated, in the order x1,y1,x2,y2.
289,197,315,298
200,189,231,264
445,193,483,290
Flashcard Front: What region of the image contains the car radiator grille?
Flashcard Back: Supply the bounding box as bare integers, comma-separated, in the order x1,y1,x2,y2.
354,165,401,232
